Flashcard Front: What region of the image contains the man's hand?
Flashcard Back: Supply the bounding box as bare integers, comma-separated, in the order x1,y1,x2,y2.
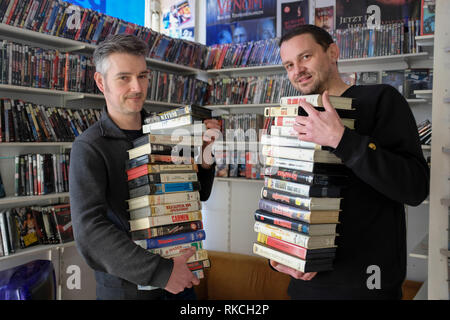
270,260,317,281
201,119,221,170
164,247,200,294
292,90,345,149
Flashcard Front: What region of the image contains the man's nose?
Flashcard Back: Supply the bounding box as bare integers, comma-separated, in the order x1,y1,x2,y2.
129,77,143,92
293,63,306,76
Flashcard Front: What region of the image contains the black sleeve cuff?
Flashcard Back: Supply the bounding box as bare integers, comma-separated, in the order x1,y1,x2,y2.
332,126,369,167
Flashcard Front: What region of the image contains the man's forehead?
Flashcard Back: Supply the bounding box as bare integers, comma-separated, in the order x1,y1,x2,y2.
282,33,317,47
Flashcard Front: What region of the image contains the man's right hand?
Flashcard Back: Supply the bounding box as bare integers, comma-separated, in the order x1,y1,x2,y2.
164,247,200,294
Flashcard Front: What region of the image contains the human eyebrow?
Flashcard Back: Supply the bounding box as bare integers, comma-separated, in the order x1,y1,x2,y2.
296,50,312,59
115,70,149,77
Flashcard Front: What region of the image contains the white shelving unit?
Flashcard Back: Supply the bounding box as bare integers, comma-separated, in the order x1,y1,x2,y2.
206,52,430,76
427,0,450,300
0,241,74,262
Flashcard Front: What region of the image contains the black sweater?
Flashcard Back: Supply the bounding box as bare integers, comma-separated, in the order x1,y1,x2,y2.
288,84,429,299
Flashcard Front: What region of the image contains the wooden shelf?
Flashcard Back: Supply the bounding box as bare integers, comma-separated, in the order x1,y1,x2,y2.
0,241,75,262
0,193,70,207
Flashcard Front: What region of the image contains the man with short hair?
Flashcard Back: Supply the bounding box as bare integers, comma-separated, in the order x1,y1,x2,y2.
270,25,429,299
69,34,219,300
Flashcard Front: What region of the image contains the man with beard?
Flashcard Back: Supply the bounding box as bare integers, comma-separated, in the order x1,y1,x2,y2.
269,25,429,299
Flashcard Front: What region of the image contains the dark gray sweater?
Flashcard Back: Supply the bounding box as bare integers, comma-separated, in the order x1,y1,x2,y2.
69,108,215,299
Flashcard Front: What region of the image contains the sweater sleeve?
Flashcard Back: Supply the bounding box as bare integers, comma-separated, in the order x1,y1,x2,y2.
332,85,429,206
69,139,173,288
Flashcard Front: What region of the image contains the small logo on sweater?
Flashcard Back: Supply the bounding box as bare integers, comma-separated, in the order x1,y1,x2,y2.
366,265,381,289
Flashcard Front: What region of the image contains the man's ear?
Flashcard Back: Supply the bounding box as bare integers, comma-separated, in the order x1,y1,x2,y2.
327,43,340,63
94,72,105,93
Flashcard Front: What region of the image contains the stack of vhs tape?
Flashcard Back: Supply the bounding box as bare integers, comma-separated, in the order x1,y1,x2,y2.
252,94,355,273
125,105,212,285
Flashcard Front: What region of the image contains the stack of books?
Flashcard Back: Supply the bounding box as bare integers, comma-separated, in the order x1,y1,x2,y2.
125,105,212,289
251,94,355,274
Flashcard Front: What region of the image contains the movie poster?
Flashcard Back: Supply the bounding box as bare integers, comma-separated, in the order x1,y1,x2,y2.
277,0,309,37
161,0,195,41
335,0,421,29
206,0,277,45
315,6,335,33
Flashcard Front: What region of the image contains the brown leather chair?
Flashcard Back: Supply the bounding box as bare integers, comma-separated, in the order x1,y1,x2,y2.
195,250,291,300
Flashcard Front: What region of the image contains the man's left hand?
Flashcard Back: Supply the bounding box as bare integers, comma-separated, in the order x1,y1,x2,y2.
201,119,221,169
270,260,317,281
292,90,345,149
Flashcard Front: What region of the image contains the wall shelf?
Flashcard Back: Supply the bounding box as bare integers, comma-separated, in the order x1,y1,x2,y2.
415,35,435,47
206,53,430,76
206,103,278,109
0,84,83,97
0,23,96,53
414,90,433,99
439,249,450,257
0,241,75,262
408,98,429,104
215,177,264,184
0,142,73,147
0,193,70,207
0,23,205,75
410,235,429,259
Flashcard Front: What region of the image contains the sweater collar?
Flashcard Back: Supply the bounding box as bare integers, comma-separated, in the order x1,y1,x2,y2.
98,106,149,139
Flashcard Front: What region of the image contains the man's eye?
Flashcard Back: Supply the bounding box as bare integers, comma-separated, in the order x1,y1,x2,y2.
303,55,311,60
119,76,128,81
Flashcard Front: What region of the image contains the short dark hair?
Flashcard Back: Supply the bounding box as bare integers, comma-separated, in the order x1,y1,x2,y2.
279,24,334,51
93,34,148,74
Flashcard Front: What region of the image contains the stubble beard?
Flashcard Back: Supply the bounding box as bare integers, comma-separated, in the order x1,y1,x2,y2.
294,69,330,95
104,80,144,115
295,77,322,95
